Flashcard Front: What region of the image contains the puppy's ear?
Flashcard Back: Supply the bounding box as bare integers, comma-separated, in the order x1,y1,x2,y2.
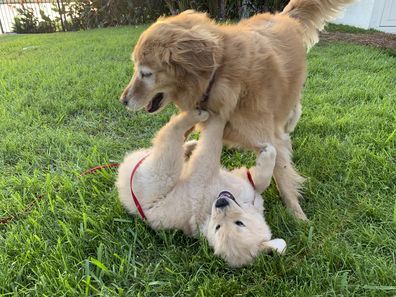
260,239,287,255
166,26,220,77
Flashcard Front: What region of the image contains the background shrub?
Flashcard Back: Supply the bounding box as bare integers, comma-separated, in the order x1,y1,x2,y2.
12,0,290,33
13,8,56,33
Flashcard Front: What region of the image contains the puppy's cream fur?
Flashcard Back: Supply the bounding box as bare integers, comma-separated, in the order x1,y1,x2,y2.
120,0,354,220
116,110,285,266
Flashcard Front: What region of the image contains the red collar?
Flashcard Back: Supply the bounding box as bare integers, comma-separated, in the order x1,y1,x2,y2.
130,154,149,220
246,169,257,205
246,170,256,189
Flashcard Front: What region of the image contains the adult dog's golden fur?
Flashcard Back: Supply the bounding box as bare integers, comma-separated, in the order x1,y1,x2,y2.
120,0,354,220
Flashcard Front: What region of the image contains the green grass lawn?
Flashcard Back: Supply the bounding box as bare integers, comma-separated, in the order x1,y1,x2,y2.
0,26,395,296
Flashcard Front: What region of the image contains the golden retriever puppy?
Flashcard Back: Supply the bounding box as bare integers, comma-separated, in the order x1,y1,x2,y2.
116,110,286,266
119,0,354,220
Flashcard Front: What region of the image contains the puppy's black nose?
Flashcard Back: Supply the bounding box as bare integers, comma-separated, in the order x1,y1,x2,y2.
215,198,229,209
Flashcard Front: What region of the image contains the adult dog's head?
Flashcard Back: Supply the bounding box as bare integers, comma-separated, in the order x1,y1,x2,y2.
120,10,222,113
205,191,285,267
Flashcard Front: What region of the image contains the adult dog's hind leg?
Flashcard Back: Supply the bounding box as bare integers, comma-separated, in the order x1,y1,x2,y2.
273,134,307,220
285,102,302,134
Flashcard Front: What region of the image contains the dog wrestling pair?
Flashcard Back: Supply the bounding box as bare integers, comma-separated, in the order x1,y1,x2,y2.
116,0,354,266
116,109,285,266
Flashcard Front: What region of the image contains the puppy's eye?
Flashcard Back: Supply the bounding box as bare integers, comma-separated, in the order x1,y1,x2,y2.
140,71,152,78
215,225,221,232
235,221,245,227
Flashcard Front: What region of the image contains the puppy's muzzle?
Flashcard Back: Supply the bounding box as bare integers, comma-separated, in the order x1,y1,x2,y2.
215,197,229,209
215,191,238,209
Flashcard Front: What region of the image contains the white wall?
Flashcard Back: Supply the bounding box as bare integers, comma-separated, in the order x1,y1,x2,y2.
334,0,376,29
333,0,396,33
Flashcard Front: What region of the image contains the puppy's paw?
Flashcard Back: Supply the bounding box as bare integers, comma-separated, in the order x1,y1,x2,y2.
257,143,274,154
188,109,209,123
256,143,276,167
268,238,287,255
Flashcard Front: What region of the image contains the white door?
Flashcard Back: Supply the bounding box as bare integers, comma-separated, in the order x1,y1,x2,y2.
380,0,396,26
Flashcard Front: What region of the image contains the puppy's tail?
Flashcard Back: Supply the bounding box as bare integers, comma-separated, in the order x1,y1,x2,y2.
282,0,355,50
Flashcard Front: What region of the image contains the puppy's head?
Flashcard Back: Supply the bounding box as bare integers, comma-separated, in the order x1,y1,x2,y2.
206,191,274,267
120,10,221,113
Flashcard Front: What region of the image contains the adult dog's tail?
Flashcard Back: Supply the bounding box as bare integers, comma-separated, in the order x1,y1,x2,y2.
282,0,355,50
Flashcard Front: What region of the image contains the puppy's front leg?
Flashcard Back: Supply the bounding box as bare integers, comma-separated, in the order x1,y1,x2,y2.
142,110,209,196
248,144,277,193
184,113,226,185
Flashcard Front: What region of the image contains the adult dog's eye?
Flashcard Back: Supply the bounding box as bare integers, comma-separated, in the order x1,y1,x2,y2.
235,221,245,227
215,225,221,231
140,71,152,78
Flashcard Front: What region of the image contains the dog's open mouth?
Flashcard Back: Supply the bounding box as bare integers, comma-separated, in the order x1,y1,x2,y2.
217,191,241,207
146,93,164,113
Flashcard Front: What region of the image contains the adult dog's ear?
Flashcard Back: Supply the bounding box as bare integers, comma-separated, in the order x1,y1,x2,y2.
166,26,220,78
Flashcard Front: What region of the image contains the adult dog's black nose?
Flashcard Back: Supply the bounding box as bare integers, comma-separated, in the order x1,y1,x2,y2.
215,198,229,209
120,97,128,105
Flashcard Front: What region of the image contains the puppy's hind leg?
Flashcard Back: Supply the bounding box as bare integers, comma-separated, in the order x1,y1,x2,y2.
273,134,307,220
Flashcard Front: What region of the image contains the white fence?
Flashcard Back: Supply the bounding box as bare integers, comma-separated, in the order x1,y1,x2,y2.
0,1,60,33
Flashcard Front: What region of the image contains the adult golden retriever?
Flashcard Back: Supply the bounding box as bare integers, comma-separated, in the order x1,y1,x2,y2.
120,0,354,220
